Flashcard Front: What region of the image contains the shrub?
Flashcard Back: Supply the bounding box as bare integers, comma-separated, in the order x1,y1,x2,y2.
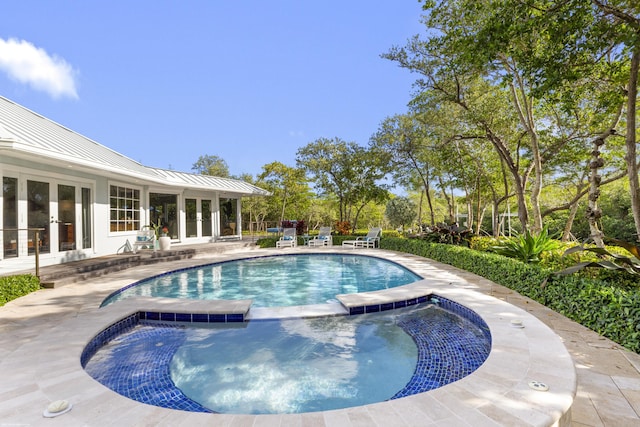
469,236,499,252
420,224,472,246
334,221,351,235
0,274,41,306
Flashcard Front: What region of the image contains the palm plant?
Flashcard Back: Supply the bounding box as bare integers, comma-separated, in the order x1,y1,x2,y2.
492,227,559,263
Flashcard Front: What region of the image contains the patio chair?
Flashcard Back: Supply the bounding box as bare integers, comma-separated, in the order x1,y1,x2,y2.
132,226,156,253
307,226,333,247
276,227,298,248
341,227,382,249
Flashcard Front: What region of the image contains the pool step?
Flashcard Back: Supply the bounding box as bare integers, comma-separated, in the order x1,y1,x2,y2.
39,249,197,288
28,240,260,288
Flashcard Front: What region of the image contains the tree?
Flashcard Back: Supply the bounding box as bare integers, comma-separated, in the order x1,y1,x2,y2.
296,137,388,229
385,0,635,239
385,197,417,232
192,154,230,177
370,114,438,226
457,0,638,239
238,173,270,235
258,162,310,224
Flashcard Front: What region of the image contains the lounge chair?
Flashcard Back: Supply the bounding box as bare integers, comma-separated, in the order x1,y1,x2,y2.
308,226,333,247
276,227,298,248
341,227,381,249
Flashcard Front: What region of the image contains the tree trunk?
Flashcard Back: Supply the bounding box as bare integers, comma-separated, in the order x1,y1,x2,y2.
417,190,424,231
626,47,640,241
280,192,287,223
507,76,543,232
476,205,486,236
483,124,530,231
424,178,436,226
562,200,580,242
410,156,436,225
588,137,605,247
438,176,454,224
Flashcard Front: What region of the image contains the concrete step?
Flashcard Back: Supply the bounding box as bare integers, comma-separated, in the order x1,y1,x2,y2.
37,240,259,288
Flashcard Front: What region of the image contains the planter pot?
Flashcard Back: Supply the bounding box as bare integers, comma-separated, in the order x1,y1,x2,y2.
158,236,171,251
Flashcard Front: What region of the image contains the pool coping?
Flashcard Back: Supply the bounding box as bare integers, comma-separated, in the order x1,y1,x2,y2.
0,248,576,426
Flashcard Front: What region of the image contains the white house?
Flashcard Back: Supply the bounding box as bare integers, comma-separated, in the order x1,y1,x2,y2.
0,96,269,270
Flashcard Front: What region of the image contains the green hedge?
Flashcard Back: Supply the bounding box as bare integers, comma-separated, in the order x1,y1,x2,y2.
381,237,640,353
0,274,41,306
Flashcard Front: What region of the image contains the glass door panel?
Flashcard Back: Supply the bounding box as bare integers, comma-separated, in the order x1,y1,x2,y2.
220,198,238,236
3,177,18,258
27,180,50,254
185,198,197,237
202,199,212,237
58,184,76,251
150,193,177,239
82,187,92,249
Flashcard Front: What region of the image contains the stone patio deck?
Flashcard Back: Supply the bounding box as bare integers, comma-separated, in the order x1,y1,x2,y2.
1,244,639,426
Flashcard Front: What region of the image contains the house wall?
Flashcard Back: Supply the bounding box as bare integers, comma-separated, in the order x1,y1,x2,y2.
1,155,235,271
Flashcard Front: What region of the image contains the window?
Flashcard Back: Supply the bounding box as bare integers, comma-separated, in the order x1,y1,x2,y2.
110,185,140,232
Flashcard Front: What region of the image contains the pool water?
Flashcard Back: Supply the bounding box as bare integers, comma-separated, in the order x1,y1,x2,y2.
102,254,422,307
83,303,491,414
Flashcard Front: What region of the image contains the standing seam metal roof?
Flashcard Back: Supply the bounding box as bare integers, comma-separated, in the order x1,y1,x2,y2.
0,96,269,196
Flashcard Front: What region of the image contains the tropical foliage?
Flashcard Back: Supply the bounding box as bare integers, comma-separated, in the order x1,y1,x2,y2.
491,227,560,264
556,239,640,276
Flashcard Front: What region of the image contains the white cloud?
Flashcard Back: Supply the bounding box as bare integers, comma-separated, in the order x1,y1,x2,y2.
0,38,78,99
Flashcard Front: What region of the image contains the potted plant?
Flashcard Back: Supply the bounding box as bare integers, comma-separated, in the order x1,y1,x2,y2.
158,226,171,250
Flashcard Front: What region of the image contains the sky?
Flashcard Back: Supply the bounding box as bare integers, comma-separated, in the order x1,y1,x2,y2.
0,1,425,178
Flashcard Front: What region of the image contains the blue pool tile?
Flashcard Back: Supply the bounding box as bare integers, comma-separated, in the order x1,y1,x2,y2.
349,306,365,315
192,313,208,323
175,313,191,322
146,312,160,321
209,314,226,323
380,302,394,311
160,312,175,322
365,304,380,313
226,313,244,322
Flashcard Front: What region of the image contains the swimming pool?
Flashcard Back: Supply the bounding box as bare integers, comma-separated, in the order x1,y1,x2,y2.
83,300,491,414
102,254,422,307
